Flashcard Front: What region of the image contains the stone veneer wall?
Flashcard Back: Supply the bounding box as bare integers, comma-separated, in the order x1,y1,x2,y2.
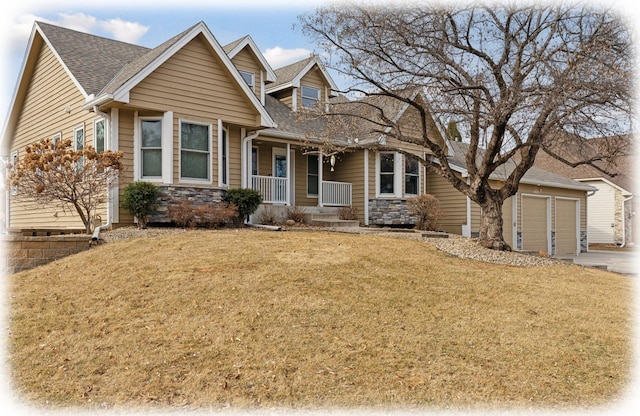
1,235,91,274
368,198,415,226
150,185,226,223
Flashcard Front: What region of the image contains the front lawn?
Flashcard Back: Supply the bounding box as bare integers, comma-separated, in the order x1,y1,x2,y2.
7,229,633,411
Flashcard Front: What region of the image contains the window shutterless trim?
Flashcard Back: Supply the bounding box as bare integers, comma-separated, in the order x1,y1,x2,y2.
179,118,212,184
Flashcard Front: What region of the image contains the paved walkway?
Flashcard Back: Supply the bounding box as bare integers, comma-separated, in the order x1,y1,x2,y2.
555,249,638,275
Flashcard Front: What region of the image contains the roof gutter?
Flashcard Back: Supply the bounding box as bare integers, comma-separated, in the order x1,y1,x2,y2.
83,94,114,110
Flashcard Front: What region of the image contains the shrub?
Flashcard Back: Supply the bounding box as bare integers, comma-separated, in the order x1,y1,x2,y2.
122,182,160,229
168,200,238,229
257,205,280,225
338,206,358,220
223,188,262,225
285,205,306,223
406,194,444,231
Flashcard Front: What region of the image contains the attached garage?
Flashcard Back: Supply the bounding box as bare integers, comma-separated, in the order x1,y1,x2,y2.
555,198,579,256
425,142,596,256
521,195,550,253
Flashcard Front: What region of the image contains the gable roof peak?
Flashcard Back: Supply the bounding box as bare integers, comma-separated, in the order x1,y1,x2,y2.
267,55,338,95
222,34,276,83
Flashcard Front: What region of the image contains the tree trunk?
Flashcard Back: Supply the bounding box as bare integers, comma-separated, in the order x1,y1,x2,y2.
478,195,511,251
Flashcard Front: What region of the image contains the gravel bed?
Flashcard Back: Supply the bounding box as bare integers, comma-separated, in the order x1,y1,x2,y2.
98,225,565,267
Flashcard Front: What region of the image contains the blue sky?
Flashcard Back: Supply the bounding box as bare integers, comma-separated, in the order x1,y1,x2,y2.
0,0,335,131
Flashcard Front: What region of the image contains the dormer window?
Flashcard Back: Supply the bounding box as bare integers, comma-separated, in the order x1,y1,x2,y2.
239,70,255,91
301,85,320,108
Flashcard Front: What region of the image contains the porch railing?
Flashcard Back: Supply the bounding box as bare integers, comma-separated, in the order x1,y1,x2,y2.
322,181,352,207
251,175,287,204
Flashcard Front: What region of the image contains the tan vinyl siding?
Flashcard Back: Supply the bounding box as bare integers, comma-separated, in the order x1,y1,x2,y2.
228,125,242,188
271,89,293,109
117,110,136,225
331,151,365,221
230,46,263,102
294,148,319,207
128,34,261,128
9,42,106,231
426,171,467,234
256,144,274,176
367,150,376,200
298,67,327,109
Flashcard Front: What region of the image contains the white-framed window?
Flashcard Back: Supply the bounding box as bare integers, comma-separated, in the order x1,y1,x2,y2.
94,118,106,153
379,152,396,195
301,85,320,108
251,146,259,176
218,123,229,186
180,120,211,182
307,154,319,197
74,124,85,169
52,133,62,148
239,70,255,91
140,118,163,179
404,155,420,195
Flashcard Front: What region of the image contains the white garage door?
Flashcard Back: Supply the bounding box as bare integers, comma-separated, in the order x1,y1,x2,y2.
556,198,579,256
522,196,549,253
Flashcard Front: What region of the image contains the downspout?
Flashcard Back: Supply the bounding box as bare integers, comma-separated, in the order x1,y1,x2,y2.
242,130,261,225
92,106,112,238
585,189,597,251
241,130,260,189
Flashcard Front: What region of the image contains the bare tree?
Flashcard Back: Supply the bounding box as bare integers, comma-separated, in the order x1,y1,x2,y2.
8,138,124,233
300,2,634,250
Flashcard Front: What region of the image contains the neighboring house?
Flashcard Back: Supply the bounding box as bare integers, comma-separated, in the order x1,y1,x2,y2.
0,21,598,256
534,136,636,247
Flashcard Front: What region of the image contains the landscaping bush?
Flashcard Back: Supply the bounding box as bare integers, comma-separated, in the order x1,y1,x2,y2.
406,194,444,231
121,182,160,229
223,188,262,225
285,205,306,223
168,200,238,229
257,205,280,225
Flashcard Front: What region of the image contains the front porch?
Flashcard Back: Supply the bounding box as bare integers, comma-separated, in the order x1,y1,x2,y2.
241,139,353,208
250,175,352,207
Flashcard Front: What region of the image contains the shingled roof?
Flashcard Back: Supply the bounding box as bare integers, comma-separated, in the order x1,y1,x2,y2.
534,135,635,193
36,21,150,96
446,141,596,191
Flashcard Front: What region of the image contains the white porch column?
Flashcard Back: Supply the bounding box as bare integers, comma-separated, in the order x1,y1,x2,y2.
318,153,324,207
286,142,291,205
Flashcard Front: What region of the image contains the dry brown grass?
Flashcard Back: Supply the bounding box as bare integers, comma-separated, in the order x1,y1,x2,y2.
7,229,633,412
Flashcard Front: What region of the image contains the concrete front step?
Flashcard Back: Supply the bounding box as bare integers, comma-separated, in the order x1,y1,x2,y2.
311,219,360,228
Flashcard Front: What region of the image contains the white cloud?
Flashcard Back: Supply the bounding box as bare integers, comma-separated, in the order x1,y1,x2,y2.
98,18,149,44
10,12,148,47
263,46,312,69
56,12,98,33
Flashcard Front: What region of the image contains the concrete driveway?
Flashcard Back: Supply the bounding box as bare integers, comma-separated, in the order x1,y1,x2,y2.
555,249,638,275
